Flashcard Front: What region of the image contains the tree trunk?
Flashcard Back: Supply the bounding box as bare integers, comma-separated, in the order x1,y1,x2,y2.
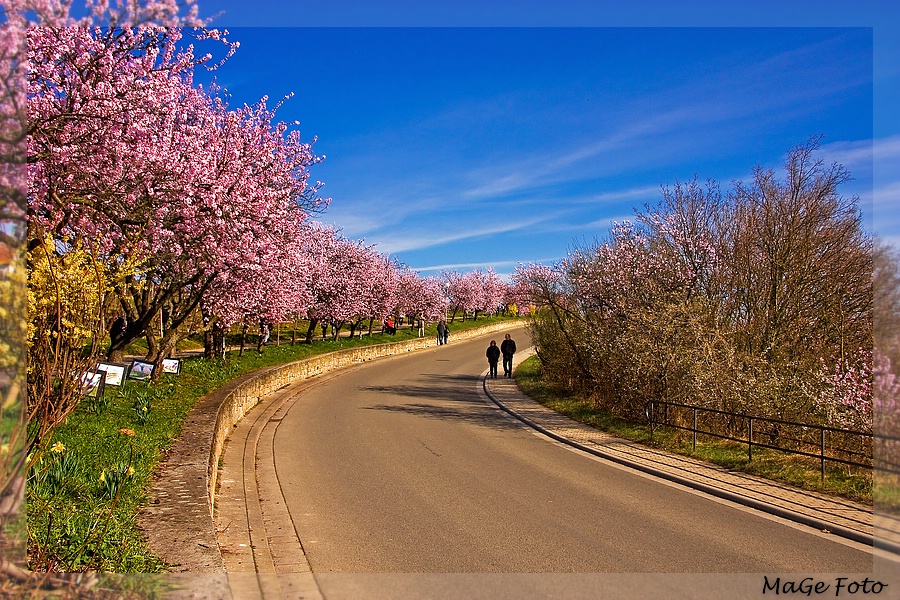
305,318,318,344
151,341,176,381
108,347,126,364
204,327,215,359
214,325,226,358
145,331,160,363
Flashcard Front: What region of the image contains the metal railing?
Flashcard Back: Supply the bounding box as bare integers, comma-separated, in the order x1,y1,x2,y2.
646,400,874,481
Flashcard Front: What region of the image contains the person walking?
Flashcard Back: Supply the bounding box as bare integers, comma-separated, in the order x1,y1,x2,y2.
500,333,517,378
259,318,270,345
437,320,447,345
486,340,501,379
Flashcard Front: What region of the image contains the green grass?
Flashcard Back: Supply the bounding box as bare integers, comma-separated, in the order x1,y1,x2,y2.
29,378,191,573
514,355,873,505
876,478,900,513
28,315,521,575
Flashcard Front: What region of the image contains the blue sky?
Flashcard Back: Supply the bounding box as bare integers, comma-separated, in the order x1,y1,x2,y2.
188,1,899,278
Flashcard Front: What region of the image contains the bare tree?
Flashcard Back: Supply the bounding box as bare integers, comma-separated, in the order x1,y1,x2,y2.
522,137,873,425
728,136,871,366
874,238,900,365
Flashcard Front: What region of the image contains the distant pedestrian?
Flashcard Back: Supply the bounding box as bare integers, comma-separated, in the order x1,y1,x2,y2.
417,318,425,337
259,318,270,345
257,318,270,353
486,340,501,378
437,320,447,345
442,321,449,345
500,333,517,378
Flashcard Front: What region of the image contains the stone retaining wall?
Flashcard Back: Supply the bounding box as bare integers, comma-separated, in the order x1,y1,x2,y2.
141,319,519,573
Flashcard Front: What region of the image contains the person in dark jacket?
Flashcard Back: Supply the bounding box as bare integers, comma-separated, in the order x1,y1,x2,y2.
500,333,517,378
486,340,501,378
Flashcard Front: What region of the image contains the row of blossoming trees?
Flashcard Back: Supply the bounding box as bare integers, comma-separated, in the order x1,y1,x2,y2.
0,0,520,469
511,138,881,435
1,4,520,581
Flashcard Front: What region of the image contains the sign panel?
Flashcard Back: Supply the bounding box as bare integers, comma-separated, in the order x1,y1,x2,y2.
96,362,127,387
127,360,155,382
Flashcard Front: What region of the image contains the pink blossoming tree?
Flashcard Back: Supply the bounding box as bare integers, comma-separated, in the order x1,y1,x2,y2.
27,23,325,369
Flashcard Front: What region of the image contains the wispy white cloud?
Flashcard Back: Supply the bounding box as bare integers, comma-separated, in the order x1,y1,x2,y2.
456,33,872,205
581,186,661,205
874,180,900,237
817,135,900,237
876,135,900,156
320,185,459,238
819,139,873,172
460,108,700,201
372,216,548,254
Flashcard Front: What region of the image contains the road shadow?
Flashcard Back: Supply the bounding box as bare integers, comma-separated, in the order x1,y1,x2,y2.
360,374,520,431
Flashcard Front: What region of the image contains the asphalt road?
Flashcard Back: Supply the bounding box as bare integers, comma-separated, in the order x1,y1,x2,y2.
270,326,873,574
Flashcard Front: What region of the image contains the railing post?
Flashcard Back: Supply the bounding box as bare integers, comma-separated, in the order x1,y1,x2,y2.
648,401,654,440
748,417,753,462
821,428,826,482
693,407,697,451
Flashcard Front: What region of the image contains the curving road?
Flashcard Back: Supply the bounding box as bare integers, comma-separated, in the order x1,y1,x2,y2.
257,326,872,575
